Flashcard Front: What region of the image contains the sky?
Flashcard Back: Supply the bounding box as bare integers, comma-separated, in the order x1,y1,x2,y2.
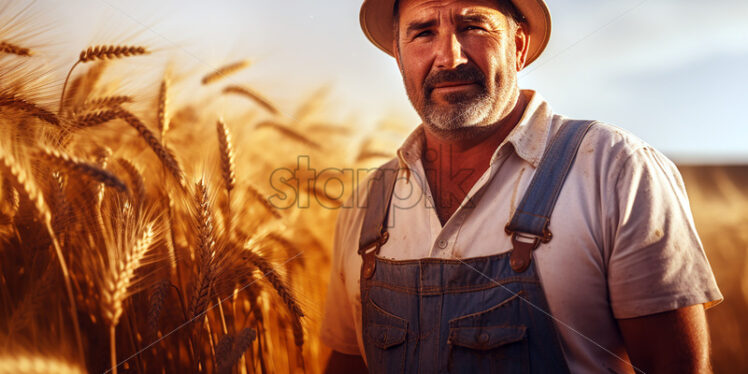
7,0,748,163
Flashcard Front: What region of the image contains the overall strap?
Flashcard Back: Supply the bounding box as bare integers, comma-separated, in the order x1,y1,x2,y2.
358,158,400,279
505,120,595,272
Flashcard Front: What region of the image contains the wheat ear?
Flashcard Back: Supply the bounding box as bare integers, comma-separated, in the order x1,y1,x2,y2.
201,60,250,85
116,158,146,205
216,118,236,233
255,120,321,149
74,109,119,128
0,40,32,56
217,328,257,374
104,223,155,374
241,245,304,328
157,78,169,140
115,109,185,187
103,223,155,326
222,85,280,115
245,185,281,219
0,95,59,126
0,151,84,362
60,45,148,113
83,95,133,109
216,119,236,194
37,148,128,194
188,180,216,321
147,280,170,340
214,333,235,372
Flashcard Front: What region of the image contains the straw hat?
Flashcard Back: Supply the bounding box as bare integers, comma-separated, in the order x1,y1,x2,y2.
359,0,551,66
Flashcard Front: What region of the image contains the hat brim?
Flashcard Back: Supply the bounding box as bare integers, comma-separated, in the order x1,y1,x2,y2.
360,0,551,67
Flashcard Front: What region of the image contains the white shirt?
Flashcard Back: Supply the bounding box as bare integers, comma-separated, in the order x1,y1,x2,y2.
320,90,722,373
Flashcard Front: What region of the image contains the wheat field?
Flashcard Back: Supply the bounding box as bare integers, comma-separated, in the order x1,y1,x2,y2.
1,11,746,374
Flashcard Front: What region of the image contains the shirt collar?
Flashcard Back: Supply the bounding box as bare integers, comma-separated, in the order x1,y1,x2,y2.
396,90,555,170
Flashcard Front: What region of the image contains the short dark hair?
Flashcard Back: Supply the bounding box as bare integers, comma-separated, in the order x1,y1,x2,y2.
393,0,527,41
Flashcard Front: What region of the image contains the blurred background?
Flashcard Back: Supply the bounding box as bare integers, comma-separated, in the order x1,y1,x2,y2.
2,0,747,372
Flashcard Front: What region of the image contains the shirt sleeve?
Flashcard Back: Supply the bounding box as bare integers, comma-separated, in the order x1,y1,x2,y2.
319,207,362,355
607,146,723,319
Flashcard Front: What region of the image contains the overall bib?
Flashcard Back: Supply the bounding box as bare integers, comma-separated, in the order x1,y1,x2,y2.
358,121,594,373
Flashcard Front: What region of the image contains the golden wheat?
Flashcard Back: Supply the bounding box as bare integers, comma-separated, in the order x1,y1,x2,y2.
79,45,148,63
83,95,133,109
0,355,84,374
255,120,322,149
1,23,356,372
157,78,169,141
188,180,217,322
201,60,251,85
73,109,119,128
61,45,148,113
116,158,146,205
222,85,280,115
0,95,59,126
0,41,31,56
115,109,185,187
37,147,128,194
216,119,236,194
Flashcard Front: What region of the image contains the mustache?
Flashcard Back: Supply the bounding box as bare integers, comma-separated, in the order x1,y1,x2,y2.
424,65,486,94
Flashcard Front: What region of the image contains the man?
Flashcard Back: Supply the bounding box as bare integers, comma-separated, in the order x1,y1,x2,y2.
321,0,723,372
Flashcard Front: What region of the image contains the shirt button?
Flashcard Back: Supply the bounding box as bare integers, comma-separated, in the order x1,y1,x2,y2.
478,331,490,344
437,239,448,249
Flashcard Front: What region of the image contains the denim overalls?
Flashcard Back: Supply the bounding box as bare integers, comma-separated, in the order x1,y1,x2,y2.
358,121,594,373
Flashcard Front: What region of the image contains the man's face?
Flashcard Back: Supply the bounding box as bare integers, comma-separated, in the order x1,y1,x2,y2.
394,0,528,135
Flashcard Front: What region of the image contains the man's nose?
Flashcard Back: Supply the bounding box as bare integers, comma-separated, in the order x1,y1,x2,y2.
434,32,468,69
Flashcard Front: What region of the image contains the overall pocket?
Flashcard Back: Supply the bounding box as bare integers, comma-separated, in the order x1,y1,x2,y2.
362,298,408,374
447,292,529,374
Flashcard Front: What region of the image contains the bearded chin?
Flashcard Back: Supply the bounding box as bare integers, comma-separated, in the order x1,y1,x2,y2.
422,91,494,131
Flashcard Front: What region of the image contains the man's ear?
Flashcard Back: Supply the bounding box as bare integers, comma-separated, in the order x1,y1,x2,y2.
515,26,530,71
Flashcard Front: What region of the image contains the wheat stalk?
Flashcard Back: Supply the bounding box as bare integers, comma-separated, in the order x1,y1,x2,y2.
37,148,128,194
222,85,280,115
0,95,59,126
201,60,250,85
64,62,107,111
60,45,148,113
115,109,185,187
0,41,32,56
254,120,321,149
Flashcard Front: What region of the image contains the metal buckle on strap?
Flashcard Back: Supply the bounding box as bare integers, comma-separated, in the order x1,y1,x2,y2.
361,231,389,279
504,225,553,244
505,228,552,273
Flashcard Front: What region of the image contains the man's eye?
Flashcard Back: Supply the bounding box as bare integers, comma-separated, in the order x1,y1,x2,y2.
464,25,486,31
414,30,433,38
